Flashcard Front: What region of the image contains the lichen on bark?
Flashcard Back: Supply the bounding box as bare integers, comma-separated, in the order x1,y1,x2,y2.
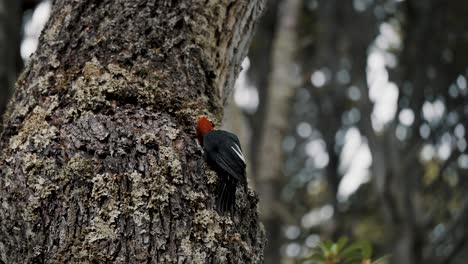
0,0,266,263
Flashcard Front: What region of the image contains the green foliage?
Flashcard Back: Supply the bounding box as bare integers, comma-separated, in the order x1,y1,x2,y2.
301,237,389,264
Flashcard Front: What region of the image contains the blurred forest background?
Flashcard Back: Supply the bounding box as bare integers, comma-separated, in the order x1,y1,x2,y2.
1,0,468,264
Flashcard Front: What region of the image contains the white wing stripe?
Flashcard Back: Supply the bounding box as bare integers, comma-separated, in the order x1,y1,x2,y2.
231,144,246,163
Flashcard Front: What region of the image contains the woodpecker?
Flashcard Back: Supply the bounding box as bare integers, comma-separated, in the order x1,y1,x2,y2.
196,116,247,214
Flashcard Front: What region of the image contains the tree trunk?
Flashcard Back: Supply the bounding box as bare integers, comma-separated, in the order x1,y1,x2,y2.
245,0,280,179
255,0,301,263
0,0,266,263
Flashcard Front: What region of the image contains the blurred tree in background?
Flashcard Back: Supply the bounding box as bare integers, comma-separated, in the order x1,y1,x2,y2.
0,0,21,126
0,0,42,127
238,0,468,264
2,0,468,263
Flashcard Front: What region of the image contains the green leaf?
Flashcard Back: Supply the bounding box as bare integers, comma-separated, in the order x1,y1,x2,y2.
361,241,372,259
330,243,338,254
319,242,332,255
371,255,391,264
340,243,363,259
323,240,334,249
336,237,349,252
301,239,380,264
340,241,371,260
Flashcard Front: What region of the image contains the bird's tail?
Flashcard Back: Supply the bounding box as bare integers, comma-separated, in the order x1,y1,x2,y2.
216,178,237,215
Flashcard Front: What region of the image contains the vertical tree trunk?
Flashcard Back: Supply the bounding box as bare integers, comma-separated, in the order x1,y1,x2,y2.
245,0,280,178
255,0,301,263
0,0,266,263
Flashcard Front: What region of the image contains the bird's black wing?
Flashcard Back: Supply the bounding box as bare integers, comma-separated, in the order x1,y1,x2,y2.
203,130,247,183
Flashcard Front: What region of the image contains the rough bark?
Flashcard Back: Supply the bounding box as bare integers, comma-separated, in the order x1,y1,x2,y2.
0,0,266,263
0,0,21,126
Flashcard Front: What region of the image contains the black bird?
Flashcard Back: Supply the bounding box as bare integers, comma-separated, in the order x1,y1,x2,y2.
196,116,247,214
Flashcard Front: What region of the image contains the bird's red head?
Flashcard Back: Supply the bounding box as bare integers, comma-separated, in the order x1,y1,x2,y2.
196,116,214,144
